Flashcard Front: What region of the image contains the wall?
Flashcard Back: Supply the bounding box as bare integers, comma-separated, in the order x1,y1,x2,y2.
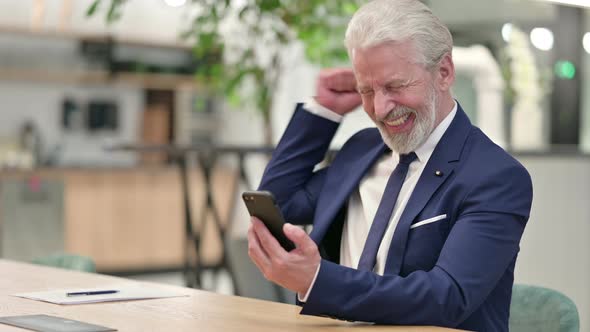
0,0,191,166
0,81,141,166
0,0,193,44
515,156,590,332
580,9,590,153
0,0,199,166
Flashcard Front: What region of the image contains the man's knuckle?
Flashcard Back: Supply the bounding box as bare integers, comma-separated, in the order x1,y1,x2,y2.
264,269,275,281
273,257,288,270
276,260,287,270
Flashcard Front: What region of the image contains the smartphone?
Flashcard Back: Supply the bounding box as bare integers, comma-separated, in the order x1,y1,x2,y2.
242,190,296,251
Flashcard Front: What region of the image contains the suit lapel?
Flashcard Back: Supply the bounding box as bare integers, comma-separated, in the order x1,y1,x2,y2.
311,133,386,244
384,107,473,275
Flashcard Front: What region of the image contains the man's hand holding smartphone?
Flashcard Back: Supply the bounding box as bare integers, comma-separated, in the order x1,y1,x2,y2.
243,191,321,297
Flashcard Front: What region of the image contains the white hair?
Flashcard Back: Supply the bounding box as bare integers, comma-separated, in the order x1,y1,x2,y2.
345,0,453,69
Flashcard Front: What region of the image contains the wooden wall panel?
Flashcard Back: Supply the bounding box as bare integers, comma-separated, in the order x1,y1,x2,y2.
0,167,240,271
64,168,184,271
0,165,239,272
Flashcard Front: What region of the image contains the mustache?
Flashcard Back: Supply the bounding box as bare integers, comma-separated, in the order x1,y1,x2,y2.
378,106,417,122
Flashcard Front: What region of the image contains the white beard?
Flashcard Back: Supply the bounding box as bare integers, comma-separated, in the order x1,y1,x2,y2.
375,86,437,154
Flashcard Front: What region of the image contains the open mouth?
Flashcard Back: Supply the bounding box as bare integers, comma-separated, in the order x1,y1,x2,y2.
385,113,410,126
383,112,415,132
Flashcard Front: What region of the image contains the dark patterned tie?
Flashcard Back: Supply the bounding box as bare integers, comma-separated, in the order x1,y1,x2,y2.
357,152,418,271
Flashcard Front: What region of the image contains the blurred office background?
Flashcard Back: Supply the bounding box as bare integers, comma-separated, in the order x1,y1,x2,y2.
0,0,588,330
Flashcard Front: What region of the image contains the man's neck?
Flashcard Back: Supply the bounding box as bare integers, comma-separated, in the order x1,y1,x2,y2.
434,94,455,129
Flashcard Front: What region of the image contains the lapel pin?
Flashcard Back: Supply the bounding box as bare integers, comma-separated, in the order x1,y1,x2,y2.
435,170,443,177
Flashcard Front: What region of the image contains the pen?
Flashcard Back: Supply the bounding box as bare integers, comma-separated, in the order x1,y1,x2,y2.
66,290,119,297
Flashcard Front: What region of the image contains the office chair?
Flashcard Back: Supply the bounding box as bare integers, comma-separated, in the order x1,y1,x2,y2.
509,284,579,332
31,252,96,273
226,237,294,304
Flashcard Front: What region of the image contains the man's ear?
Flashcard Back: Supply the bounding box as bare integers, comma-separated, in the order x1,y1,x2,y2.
436,53,455,92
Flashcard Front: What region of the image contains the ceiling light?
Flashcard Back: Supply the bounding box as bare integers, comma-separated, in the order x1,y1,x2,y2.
163,0,187,7
583,32,590,54
530,27,554,51
502,23,513,42
232,0,248,8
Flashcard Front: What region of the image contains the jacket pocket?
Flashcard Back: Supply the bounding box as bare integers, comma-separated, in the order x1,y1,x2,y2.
410,214,447,229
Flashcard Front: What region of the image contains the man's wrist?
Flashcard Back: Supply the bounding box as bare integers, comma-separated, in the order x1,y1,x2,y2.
303,98,344,123
297,261,321,303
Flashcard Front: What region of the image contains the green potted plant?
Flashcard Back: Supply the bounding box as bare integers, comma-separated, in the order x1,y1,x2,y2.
88,0,363,145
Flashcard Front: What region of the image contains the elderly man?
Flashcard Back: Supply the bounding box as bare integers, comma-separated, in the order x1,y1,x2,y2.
247,0,533,330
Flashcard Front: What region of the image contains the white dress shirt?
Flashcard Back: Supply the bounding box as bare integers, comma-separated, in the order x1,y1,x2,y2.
298,98,457,302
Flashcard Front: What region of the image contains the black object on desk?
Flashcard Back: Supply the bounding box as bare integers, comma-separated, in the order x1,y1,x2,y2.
0,314,116,332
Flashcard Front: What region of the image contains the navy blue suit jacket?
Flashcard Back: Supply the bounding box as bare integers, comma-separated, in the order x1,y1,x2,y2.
259,103,533,331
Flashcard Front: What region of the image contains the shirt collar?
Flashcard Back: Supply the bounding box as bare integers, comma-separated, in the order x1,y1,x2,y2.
414,100,457,163
388,100,457,163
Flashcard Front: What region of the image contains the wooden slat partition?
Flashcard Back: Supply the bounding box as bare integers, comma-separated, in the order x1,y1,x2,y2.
0,165,238,272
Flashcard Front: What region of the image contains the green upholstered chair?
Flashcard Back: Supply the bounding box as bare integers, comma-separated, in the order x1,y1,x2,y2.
510,284,579,332
31,252,96,273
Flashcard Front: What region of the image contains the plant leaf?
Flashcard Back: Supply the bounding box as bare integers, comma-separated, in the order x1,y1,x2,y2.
86,0,100,17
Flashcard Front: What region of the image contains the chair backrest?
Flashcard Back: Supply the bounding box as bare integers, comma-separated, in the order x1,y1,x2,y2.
31,252,96,273
226,238,294,304
1,179,64,261
510,284,579,332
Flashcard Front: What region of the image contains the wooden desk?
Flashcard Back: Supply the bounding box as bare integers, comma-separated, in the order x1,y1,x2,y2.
0,260,463,332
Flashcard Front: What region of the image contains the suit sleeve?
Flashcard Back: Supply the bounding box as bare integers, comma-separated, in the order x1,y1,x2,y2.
299,164,533,327
258,103,340,225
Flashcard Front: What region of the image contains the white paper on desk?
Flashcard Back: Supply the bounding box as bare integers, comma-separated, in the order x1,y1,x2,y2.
13,284,189,305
